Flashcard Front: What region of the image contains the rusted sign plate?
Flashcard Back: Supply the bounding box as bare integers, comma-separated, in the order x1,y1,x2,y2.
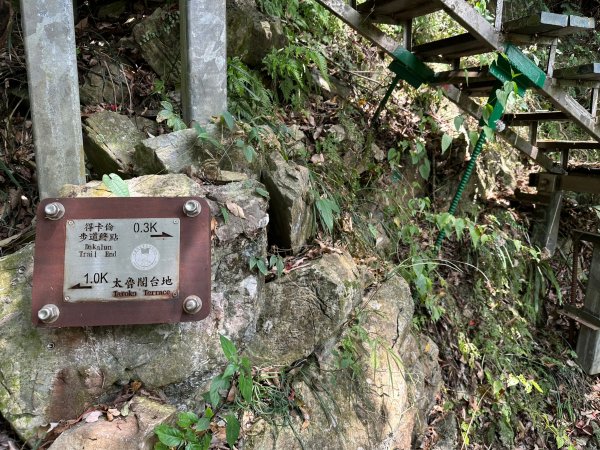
32,197,211,327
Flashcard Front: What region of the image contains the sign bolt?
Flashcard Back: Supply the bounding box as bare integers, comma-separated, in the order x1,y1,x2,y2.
44,202,65,220
38,304,60,323
183,200,201,217
183,295,202,314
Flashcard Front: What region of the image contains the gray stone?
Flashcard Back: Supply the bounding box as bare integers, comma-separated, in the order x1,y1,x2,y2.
79,60,132,106
132,8,181,85
262,151,315,253
135,129,198,175
246,276,440,450
248,251,362,365
48,397,176,450
0,174,268,442
20,0,85,198
97,1,127,19
83,111,146,176
227,0,287,67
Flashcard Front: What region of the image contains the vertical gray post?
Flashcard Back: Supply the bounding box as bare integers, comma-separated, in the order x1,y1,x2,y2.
20,0,85,199
180,0,227,125
577,244,600,374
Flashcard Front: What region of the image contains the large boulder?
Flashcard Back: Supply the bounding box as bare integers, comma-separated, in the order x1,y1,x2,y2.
0,174,269,442
47,396,176,450
135,129,198,175
79,60,132,106
132,8,181,84
248,251,362,365
262,151,315,253
227,0,287,67
245,276,441,449
83,111,146,176
131,3,285,86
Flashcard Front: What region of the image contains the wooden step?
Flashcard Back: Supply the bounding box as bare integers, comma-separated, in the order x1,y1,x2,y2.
357,0,442,22
537,140,600,150
430,67,495,85
503,111,569,125
503,12,594,37
554,63,600,81
503,11,568,36
413,33,492,61
561,305,600,330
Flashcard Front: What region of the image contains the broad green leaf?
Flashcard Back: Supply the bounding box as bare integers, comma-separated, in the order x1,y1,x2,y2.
223,363,237,379
256,258,268,275
249,257,257,270
194,417,211,432
483,126,495,142
255,187,269,198
156,109,173,123
225,414,241,448
387,147,397,162
186,442,205,450
204,407,214,419
495,87,508,108
239,372,253,402
155,424,184,447
418,159,430,180
155,442,170,450
220,206,230,223
169,117,187,131
454,218,466,240
222,111,236,131
244,145,256,163
177,411,199,428
453,115,464,131
468,131,479,149
102,173,130,197
269,254,277,268
220,335,238,362
160,100,174,112
276,257,284,277
368,223,378,239
209,375,230,407
316,198,334,232
199,434,212,450
441,133,452,154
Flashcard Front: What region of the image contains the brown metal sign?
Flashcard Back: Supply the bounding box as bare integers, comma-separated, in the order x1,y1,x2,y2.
32,197,211,327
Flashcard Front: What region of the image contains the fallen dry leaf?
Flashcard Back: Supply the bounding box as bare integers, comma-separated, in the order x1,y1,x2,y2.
84,410,103,423
226,201,246,219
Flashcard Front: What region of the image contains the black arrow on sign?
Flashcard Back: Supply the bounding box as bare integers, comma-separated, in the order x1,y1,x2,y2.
151,232,173,238
70,283,93,289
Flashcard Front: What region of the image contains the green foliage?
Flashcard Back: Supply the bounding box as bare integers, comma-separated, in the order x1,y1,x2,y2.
156,101,187,131
249,254,284,277
228,57,274,121
315,196,340,234
256,0,338,35
102,173,130,197
153,336,248,449
263,44,328,105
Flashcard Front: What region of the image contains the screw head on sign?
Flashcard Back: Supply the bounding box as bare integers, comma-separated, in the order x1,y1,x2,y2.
183,200,201,217
44,202,65,220
38,304,60,323
183,295,202,314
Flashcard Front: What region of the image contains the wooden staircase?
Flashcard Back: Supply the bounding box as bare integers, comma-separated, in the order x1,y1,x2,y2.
314,0,600,373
